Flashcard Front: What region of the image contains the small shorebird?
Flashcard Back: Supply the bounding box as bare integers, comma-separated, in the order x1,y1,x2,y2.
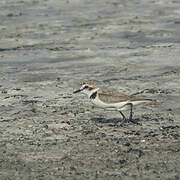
73,82,153,123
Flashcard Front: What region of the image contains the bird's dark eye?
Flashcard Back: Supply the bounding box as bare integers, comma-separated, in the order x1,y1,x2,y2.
80,82,86,86
84,85,88,89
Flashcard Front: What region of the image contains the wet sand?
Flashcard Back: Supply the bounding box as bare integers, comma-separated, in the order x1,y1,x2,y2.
0,0,180,179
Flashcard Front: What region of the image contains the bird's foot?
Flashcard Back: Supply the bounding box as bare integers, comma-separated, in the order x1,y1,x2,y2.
128,118,141,125
120,117,141,125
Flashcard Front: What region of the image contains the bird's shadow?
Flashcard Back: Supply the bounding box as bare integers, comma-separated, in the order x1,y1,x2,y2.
91,117,121,124
91,117,141,125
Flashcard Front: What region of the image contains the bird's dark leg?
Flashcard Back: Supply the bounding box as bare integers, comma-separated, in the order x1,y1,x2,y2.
119,103,140,124
128,103,133,121
125,103,134,122
119,111,127,122
127,103,140,124
119,103,135,123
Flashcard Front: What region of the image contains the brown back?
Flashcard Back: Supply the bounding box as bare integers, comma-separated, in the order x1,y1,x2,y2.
98,90,152,103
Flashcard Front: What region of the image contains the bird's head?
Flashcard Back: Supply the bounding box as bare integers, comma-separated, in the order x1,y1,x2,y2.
73,82,99,97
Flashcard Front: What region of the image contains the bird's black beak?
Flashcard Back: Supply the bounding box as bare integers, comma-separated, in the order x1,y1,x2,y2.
73,89,81,94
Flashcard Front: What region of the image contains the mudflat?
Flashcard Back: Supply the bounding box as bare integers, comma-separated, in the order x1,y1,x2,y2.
0,0,180,179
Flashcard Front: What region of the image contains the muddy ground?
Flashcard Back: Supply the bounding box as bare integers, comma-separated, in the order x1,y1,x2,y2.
0,0,180,179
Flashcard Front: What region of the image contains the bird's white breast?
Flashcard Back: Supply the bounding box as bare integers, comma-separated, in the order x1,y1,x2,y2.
90,96,128,110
